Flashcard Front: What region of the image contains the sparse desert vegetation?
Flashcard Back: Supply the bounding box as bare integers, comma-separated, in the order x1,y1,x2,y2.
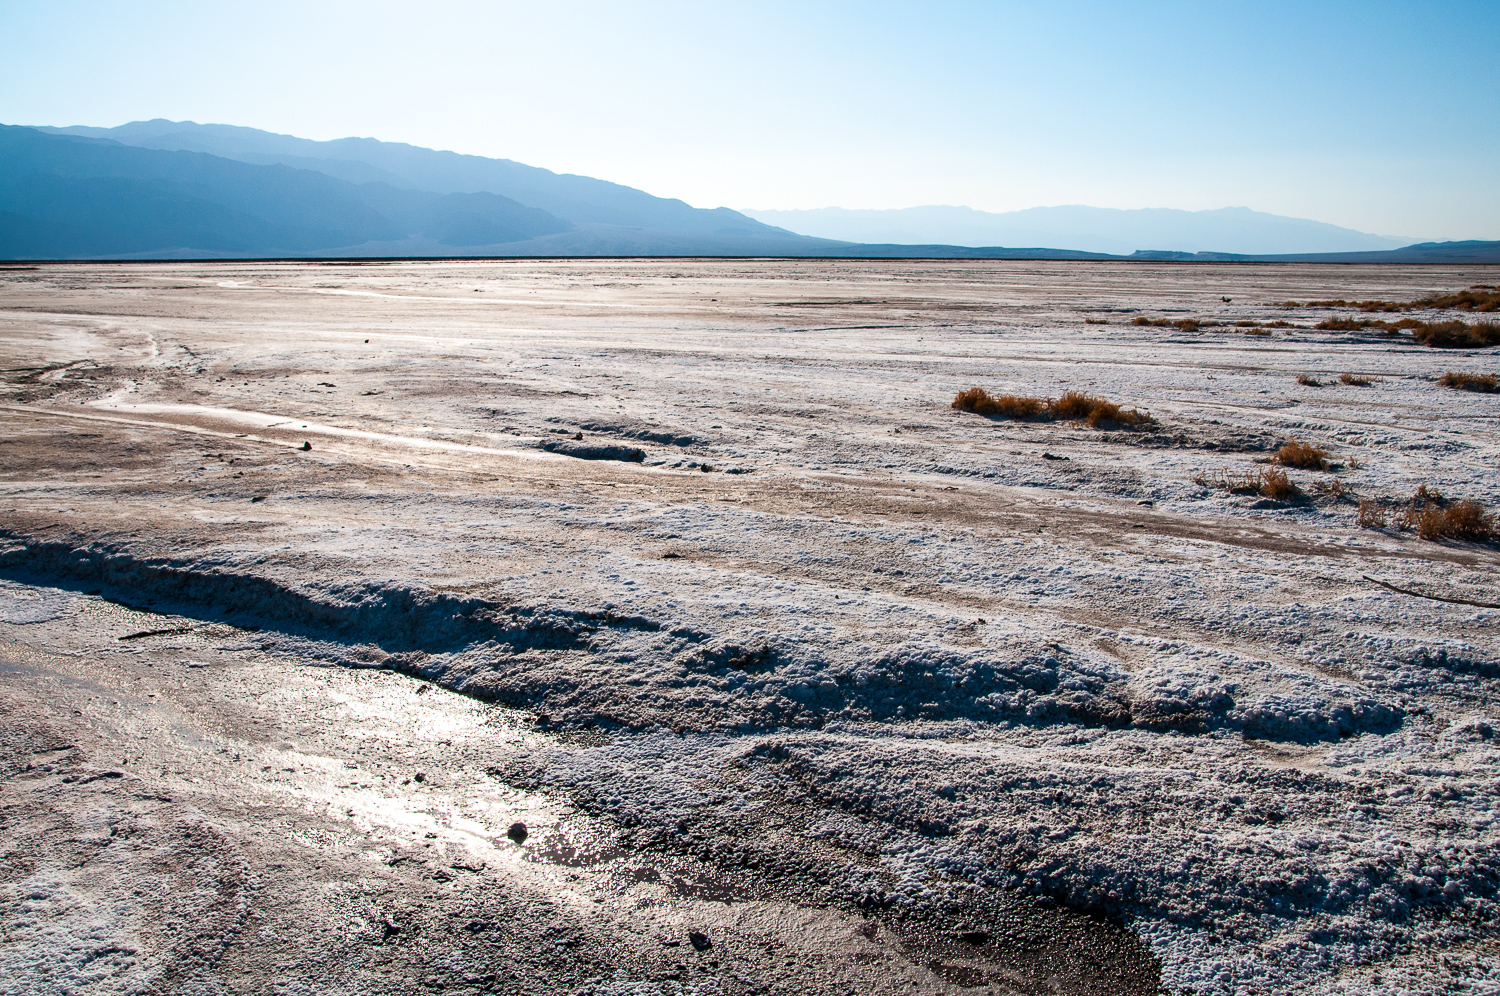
1357,499,1386,528
1338,372,1377,385
1393,486,1497,542
1301,286,1500,313
1297,374,1322,387
1132,316,1214,331
1438,370,1499,392
1310,314,1500,347
1274,440,1331,470
952,387,1151,427
1407,499,1498,542
1314,476,1352,500
1194,466,1301,501
1410,319,1500,348
1361,485,1497,542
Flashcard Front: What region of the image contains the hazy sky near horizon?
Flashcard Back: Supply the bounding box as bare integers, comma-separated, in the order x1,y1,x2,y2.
3,0,1496,239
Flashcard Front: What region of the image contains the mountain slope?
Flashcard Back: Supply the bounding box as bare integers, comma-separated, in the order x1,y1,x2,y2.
742,204,1414,256
42,120,789,238
0,126,579,257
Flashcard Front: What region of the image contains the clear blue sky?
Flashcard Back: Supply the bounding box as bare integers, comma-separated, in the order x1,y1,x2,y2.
2,0,1496,239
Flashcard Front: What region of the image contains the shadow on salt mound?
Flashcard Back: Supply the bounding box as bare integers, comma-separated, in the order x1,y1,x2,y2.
540,440,646,462
0,580,77,624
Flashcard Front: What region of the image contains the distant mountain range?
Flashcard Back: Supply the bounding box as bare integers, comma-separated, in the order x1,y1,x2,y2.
741,205,1416,256
2,120,1496,262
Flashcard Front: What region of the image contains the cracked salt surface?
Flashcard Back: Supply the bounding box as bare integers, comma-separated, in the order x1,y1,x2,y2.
3,260,1499,993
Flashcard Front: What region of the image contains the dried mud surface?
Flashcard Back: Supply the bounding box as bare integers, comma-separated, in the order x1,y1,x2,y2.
2,259,1499,995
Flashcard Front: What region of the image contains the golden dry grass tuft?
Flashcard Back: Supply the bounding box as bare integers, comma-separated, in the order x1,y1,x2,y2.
1131,316,1214,331
1438,371,1499,392
952,388,1151,427
1194,467,1301,501
1411,320,1500,348
1274,440,1331,471
1084,317,1110,325
1413,500,1498,541
1047,390,1153,427
952,388,1045,418
1358,499,1386,529
1394,490,1497,542
1297,374,1323,387
1315,477,1353,501
1339,373,1378,386
1299,288,1500,313
1416,287,1500,312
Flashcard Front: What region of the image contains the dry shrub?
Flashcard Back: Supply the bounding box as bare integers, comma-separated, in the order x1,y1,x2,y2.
1194,467,1301,501
1438,371,1499,392
1315,477,1352,500
1084,317,1110,325
1299,303,1500,348
952,388,1045,418
1048,390,1152,427
1357,499,1386,529
952,388,1150,427
1411,320,1500,348
1258,468,1299,501
1131,317,1214,330
1339,373,1377,386
1401,500,1497,542
1299,289,1500,313
1233,320,1260,327
1415,288,1500,312
1275,440,1330,470
1265,320,1298,328
1244,328,1273,337
1297,374,1322,387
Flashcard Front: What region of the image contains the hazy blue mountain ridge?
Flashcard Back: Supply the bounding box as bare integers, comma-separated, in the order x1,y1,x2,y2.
4,120,1494,261
742,205,1415,256
0,125,588,256
41,120,787,237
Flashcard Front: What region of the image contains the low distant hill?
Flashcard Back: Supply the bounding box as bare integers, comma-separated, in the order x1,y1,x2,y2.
742,204,1416,256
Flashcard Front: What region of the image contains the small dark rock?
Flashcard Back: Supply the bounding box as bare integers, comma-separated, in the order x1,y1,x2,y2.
300,441,311,451
1137,499,1154,506
413,772,425,782
661,939,681,947
958,930,990,945
250,495,267,503
688,931,712,951
1042,452,1069,461
507,822,528,843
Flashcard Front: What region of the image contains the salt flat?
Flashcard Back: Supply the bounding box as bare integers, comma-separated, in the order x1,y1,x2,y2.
2,259,1498,995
